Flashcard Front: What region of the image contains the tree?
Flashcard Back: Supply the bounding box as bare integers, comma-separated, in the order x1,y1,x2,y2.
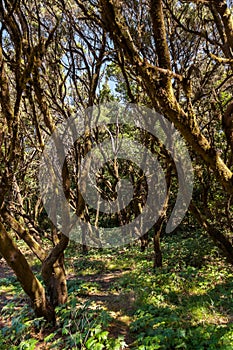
0,0,233,323
75,0,233,263
0,0,107,320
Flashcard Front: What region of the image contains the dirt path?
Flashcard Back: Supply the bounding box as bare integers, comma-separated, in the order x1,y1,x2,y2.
72,270,136,347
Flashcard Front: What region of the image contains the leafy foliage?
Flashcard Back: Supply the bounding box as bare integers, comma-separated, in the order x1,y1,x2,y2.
1,232,233,349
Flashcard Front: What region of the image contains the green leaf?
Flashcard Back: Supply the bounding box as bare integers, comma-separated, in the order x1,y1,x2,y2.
85,337,97,349
96,331,109,341
19,338,38,350
93,343,105,350
44,332,56,342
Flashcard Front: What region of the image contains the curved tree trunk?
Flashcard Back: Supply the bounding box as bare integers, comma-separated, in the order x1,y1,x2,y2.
0,222,55,323
190,202,233,265
41,233,69,307
43,254,68,307
2,209,68,309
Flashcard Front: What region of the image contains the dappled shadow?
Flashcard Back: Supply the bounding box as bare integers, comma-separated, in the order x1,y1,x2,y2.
0,259,31,330
77,269,128,287
79,291,136,345
0,260,16,311
130,275,233,348
68,257,107,276
0,259,14,279
0,281,25,329
0,290,15,311
131,303,233,348
70,269,137,346
83,291,136,314
165,279,233,324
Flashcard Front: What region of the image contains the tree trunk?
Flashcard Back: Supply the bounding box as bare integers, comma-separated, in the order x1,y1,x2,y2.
153,165,172,268
153,220,164,268
190,202,233,265
0,222,55,323
99,0,233,195
140,232,149,252
41,234,69,307
81,227,89,254
44,254,68,307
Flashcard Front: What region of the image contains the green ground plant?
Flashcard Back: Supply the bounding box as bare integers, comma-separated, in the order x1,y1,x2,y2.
0,231,233,349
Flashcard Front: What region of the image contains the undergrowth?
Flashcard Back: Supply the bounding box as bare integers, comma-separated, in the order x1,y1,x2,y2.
0,231,233,349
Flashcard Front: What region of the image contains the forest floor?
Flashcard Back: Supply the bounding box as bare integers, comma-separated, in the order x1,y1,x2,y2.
0,258,13,304
0,248,139,349
0,259,15,329
73,269,136,345
1,232,233,349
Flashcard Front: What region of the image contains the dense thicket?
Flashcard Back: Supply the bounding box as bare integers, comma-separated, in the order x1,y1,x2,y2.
0,0,232,321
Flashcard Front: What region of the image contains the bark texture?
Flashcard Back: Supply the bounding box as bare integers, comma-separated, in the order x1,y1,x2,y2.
0,222,55,323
